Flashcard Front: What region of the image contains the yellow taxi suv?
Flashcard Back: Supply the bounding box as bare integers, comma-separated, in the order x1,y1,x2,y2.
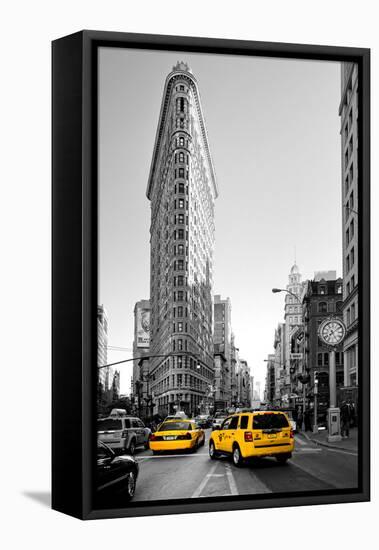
209,411,294,467
149,420,205,454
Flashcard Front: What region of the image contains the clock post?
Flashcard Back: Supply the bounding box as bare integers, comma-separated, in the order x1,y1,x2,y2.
327,348,342,442
318,317,346,443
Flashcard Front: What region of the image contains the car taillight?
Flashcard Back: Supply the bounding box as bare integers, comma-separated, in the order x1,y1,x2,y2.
177,432,192,440
244,431,253,442
290,429,294,439
150,433,157,441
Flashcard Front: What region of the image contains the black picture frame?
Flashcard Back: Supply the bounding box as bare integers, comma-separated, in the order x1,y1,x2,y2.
52,30,370,520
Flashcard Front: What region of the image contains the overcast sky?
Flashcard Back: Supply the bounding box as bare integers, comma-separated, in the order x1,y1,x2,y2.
99,47,342,395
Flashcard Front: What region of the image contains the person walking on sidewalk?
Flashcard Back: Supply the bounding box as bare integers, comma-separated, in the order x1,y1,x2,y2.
341,400,352,438
297,408,303,432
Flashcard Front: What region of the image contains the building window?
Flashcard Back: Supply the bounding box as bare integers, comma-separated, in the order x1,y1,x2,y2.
324,353,329,366
319,286,326,295
318,302,327,313
178,199,184,209
351,246,355,266
178,339,183,351
178,168,185,178
346,281,350,295
336,301,343,313
317,353,323,366
178,322,183,332
351,303,355,321
336,283,342,294
178,244,184,255
178,183,185,194
179,136,185,147
179,152,185,163
177,291,184,301
177,229,184,240
178,214,184,224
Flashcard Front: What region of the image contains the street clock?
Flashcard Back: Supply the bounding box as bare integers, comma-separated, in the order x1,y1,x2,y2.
318,317,346,347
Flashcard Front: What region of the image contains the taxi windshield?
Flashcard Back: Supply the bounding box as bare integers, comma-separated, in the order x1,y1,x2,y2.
158,422,192,431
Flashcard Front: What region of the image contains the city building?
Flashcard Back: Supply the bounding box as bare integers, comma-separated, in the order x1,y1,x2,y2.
110,370,121,403
302,274,344,417
146,62,217,417
213,295,232,408
273,322,286,405
238,359,251,408
284,263,306,405
97,305,109,391
339,62,359,389
132,300,151,416
264,354,276,405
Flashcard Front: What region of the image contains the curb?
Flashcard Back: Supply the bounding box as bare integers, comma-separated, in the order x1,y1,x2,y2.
301,432,358,453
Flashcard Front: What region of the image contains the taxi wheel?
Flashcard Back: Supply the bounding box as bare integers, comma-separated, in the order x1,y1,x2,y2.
209,440,219,460
128,439,136,455
232,444,244,467
125,472,136,500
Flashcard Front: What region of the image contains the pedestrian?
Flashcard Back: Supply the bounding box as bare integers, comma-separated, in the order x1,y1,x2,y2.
304,408,312,431
340,400,352,438
297,409,303,431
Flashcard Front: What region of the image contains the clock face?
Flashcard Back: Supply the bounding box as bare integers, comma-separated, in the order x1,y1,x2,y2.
319,319,346,346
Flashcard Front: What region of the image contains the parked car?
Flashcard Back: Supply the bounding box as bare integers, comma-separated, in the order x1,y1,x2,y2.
97,414,151,454
209,411,295,467
96,441,139,505
149,420,205,454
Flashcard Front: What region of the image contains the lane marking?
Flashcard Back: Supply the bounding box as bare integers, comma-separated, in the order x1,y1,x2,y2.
135,452,209,461
191,461,218,498
225,464,239,496
295,436,307,446
294,448,322,453
244,468,272,494
322,447,358,457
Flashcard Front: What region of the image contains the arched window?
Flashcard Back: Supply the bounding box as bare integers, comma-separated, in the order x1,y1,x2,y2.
318,302,327,313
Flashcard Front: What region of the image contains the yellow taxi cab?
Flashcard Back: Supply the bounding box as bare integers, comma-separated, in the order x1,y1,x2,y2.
209,411,294,467
149,419,205,454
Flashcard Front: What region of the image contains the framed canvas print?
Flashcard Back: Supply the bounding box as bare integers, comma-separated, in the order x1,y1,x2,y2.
52,31,370,520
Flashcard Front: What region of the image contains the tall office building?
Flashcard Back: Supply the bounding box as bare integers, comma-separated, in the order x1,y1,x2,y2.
97,304,109,390
284,264,305,400
146,62,218,417
213,295,232,409
339,62,358,387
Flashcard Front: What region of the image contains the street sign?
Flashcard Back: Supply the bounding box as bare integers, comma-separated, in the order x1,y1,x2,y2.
290,353,302,360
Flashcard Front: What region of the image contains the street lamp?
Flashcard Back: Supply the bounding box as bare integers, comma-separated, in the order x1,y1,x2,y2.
272,287,307,431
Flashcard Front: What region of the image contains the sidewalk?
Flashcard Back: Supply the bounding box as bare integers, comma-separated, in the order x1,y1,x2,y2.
301,427,358,453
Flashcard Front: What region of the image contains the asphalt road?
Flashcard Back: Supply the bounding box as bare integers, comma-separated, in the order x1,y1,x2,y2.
131,430,358,501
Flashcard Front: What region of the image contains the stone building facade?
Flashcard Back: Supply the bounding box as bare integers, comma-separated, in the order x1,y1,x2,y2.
146,62,217,417
302,275,344,415
339,62,359,387
97,305,109,390
213,295,232,409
